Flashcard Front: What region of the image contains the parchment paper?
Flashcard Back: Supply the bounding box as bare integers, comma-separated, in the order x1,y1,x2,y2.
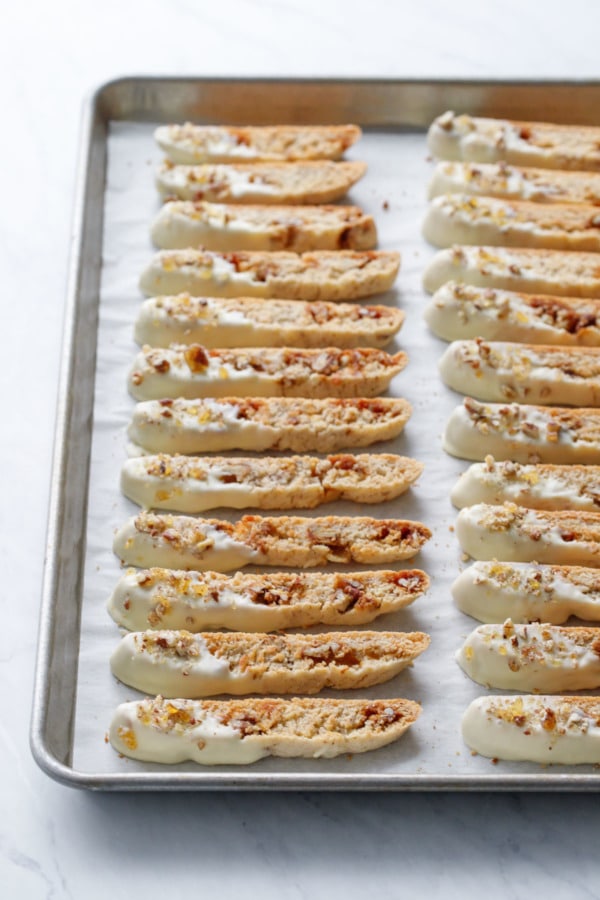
72,121,588,780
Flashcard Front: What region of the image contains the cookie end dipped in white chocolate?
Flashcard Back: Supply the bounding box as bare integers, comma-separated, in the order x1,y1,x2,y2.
452,560,600,625
462,695,600,765
110,697,268,765
457,620,600,691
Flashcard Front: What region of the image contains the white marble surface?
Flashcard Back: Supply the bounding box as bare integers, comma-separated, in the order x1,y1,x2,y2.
4,0,600,896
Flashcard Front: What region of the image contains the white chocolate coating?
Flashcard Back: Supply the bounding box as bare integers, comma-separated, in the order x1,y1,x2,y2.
462,695,600,764
110,700,266,765
457,620,600,691
425,281,600,346
113,515,258,572
451,458,600,512
452,561,600,625
439,339,600,407
456,502,600,566
443,399,600,465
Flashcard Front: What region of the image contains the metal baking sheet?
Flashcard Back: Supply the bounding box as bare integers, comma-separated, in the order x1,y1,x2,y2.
31,77,600,790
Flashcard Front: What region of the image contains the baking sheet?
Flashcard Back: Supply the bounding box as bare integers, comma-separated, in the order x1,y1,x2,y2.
33,78,600,789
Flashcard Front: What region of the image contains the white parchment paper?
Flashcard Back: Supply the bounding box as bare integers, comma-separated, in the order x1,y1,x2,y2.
72,121,589,781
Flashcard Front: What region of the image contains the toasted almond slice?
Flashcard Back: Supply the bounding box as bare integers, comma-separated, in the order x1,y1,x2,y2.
108,568,429,632
452,561,600,625
457,621,600,691
128,345,407,402
428,112,600,170
110,629,430,697
428,160,600,205
155,123,362,165
156,160,367,204
451,459,600,512
423,245,600,298
425,282,600,346
439,339,600,406
423,194,600,252
121,453,423,512
444,398,600,465
151,200,377,252
110,695,421,765
462,695,600,764
135,295,404,349
140,249,400,301
456,502,600,567
113,512,432,572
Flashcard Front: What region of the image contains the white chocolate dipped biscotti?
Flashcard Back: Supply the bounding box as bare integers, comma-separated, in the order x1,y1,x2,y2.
456,502,600,566
444,398,600,465
423,194,600,253
128,396,413,455
128,345,407,402
439,339,600,406
139,249,400,300
451,458,600,512
108,567,430,633
452,560,600,625
428,111,600,171
462,695,600,765
156,160,367,204
428,160,600,206
134,295,404,350
110,629,431,697
150,200,377,252
121,453,424,513
109,695,421,765
457,620,600,692
424,282,600,346
155,123,362,165
423,245,600,298
113,512,432,572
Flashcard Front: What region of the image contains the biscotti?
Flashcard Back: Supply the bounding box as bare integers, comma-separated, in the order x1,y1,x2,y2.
110,629,431,697
428,111,600,171
156,160,367,204
428,160,600,206
121,453,424,512
456,502,600,566
108,568,430,632
134,295,405,349
444,398,600,464
452,560,600,624
462,695,600,764
457,621,600,692
425,282,600,346
139,249,400,300
109,695,421,765
155,123,362,165
128,345,407,402
423,194,600,253
423,245,600,298
150,200,377,252
451,458,600,512
128,396,413,455
439,339,600,406
113,512,433,572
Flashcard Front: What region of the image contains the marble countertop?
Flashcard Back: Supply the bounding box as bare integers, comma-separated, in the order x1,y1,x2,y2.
5,0,600,896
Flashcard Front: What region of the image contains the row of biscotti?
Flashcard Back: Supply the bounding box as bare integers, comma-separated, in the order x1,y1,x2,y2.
109,123,429,768
152,123,370,250
425,113,600,768
152,124,375,252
